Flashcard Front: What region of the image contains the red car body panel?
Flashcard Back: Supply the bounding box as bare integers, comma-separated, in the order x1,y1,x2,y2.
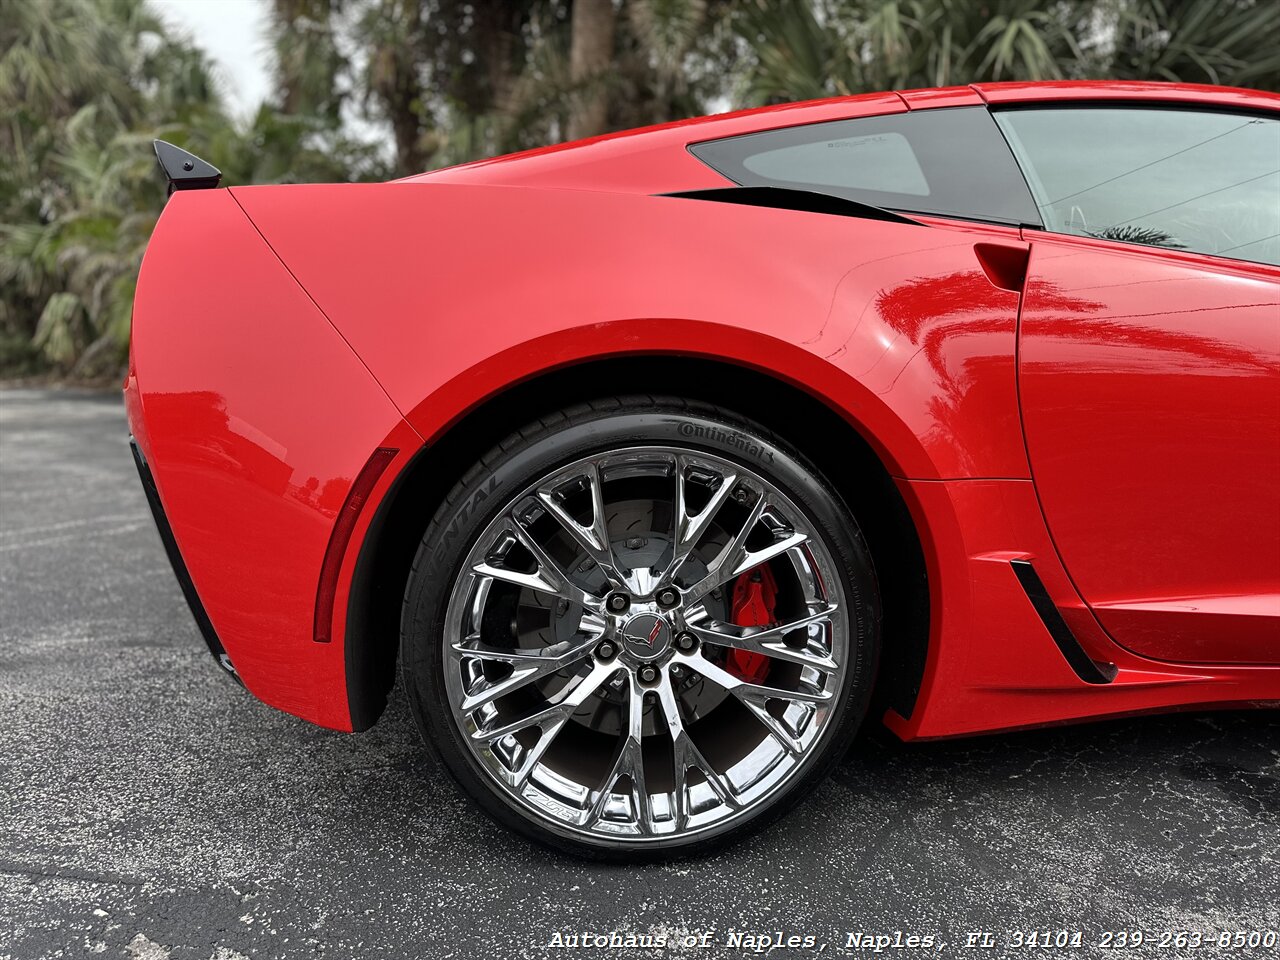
972,79,1279,112
127,81,1280,736
1019,236,1280,666
898,85,987,109
888,478,1278,740
128,190,421,727
232,181,1030,481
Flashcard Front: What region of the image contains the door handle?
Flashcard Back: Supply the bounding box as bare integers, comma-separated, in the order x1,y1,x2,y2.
973,242,1030,294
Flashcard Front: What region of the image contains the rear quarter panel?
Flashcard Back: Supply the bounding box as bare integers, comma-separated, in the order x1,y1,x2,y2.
130,190,415,729
231,181,1030,482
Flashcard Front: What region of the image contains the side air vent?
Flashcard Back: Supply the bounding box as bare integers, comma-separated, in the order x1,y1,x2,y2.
1010,559,1117,685
663,187,922,226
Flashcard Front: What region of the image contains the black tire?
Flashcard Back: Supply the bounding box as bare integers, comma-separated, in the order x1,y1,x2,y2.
401,396,880,860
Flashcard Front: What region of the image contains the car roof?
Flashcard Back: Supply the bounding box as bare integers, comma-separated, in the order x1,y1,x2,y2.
403,81,1278,192
972,79,1278,112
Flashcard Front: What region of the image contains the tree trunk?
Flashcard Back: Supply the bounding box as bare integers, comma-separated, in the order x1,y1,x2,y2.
271,0,339,118
366,0,432,177
568,0,616,140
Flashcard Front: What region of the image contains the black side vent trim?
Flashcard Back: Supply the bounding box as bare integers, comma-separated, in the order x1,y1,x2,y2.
131,438,241,685
663,187,922,226
1010,559,1117,685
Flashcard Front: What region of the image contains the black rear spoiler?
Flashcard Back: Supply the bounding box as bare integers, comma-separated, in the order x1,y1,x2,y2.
153,140,221,197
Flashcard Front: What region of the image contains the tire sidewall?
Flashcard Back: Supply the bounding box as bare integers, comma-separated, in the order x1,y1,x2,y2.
402,401,880,860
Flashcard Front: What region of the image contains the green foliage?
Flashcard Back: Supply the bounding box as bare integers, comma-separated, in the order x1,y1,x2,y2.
1,0,1275,379
1105,0,1280,87
0,0,387,379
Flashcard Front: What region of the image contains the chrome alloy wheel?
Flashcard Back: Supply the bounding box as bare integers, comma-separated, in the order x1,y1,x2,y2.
442,446,850,844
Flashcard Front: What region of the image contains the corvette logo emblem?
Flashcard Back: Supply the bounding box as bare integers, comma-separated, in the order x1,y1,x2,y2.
622,614,670,654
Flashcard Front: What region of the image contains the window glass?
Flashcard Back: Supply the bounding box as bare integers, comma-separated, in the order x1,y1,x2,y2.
690,107,1040,226
994,107,1280,266
741,131,930,196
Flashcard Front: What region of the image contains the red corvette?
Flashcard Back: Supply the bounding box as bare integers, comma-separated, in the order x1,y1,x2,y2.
127,81,1279,858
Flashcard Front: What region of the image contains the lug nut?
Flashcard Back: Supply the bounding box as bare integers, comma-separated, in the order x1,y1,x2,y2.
655,587,680,609
606,593,630,613
595,641,617,661
638,664,659,684
675,632,698,653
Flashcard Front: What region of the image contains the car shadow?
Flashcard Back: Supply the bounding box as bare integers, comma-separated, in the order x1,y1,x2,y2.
344,680,1277,869
834,708,1280,818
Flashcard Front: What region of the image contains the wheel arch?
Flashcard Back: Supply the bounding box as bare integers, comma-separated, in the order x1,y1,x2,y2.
344,352,931,733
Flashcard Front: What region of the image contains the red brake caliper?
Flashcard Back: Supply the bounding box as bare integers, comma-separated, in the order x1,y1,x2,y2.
726,566,778,684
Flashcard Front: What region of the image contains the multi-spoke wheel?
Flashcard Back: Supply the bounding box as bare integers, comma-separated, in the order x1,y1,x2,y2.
402,398,879,858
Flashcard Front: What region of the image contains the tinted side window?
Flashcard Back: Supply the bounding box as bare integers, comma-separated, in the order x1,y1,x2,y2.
994,107,1280,266
689,106,1040,227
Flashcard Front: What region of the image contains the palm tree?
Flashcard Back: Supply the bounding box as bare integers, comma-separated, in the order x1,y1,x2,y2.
270,0,348,121
614,0,739,130
567,0,616,138
1106,0,1280,88
351,0,437,176
730,0,1277,103
0,0,379,376
732,0,1091,104
0,0,211,374
734,0,860,103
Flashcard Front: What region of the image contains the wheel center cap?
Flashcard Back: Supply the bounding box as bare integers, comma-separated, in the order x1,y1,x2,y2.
619,612,672,660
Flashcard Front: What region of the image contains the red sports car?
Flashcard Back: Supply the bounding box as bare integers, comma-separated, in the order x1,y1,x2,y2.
127,81,1279,858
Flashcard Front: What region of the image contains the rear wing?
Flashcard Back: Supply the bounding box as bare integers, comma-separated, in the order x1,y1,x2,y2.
153,140,221,197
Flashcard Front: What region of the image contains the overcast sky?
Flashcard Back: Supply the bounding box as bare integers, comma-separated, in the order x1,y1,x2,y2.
154,0,271,119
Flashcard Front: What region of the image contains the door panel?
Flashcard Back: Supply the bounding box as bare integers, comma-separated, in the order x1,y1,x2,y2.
1019,235,1280,664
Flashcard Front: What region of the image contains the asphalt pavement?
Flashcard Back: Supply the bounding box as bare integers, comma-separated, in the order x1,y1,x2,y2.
1,388,1276,960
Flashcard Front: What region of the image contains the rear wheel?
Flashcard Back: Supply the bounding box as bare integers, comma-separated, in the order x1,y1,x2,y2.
401,397,879,859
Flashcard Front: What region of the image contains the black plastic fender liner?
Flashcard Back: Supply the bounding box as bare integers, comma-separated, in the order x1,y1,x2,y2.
130,437,241,684
662,186,923,225
1011,559,1117,685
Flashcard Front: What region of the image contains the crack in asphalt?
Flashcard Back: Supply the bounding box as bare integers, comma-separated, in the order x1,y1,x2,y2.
0,862,149,888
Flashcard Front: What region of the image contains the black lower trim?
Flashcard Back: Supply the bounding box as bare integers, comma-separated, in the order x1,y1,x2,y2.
1011,559,1117,685
130,437,240,685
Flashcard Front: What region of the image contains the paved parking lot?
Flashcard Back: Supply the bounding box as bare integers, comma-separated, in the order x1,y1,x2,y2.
1,388,1276,959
